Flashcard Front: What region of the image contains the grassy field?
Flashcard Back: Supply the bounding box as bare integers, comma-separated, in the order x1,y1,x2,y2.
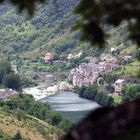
112,60,140,77
113,96,123,106
0,109,56,140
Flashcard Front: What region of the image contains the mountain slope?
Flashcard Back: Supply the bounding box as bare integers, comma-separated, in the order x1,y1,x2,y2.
0,0,78,55
0,108,57,140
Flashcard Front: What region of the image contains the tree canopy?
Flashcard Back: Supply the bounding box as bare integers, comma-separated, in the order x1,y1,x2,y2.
0,0,45,15
75,0,140,47
0,0,140,49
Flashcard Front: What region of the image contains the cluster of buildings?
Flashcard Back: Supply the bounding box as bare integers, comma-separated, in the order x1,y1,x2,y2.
69,60,119,87
68,62,135,96
0,89,19,100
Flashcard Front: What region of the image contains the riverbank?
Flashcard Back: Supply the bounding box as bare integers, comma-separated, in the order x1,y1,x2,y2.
23,84,57,100
74,85,114,107
40,91,100,123
23,81,73,101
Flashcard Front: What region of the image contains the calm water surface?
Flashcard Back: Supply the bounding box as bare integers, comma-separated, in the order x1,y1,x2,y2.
40,91,100,123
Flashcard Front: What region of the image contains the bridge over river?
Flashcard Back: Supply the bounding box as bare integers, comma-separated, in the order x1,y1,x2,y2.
24,71,69,83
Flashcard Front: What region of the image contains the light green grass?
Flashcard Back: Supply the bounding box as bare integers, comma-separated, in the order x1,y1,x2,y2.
113,96,123,106
112,60,140,77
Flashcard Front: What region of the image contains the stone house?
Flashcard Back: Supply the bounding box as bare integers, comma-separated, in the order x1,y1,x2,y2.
114,79,126,95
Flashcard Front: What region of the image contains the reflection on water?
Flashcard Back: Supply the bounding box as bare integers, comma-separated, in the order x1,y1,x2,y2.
40,91,100,123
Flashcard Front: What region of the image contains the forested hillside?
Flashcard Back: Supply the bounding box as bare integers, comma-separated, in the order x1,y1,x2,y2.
0,0,80,56
0,0,133,65
0,1,140,139
0,0,129,59
0,0,138,82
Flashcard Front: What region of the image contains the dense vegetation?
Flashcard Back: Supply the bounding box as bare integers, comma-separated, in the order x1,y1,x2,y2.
74,84,114,107
0,0,137,75
75,0,140,49
74,80,140,107
0,60,21,90
122,84,140,102
0,94,73,133
0,1,140,140
0,107,57,140
0,0,78,54
0,0,108,74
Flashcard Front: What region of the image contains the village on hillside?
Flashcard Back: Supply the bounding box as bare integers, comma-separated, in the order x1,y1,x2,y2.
0,45,140,101
68,49,140,97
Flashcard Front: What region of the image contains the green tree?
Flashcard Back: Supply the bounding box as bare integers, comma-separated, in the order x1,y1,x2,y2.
16,109,27,121
123,84,140,102
5,96,20,109
0,0,140,49
0,60,12,83
2,73,21,90
58,119,73,132
0,0,45,15
49,112,62,126
75,0,140,47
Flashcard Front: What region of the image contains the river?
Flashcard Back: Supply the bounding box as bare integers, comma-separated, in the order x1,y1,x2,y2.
40,91,100,123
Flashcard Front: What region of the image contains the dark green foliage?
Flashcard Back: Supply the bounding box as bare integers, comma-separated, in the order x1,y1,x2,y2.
122,84,140,102
75,0,140,47
75,85,114,106
4,95,21,109
2,73,21,90
0,60,21,90
48,112,62,125
103,73,117,84
0,0,45,15
58,119,74,133
136,49,140,60
0,0,140,49
16,109,27,121
20,76,37,88
0,94,73,131
0,60,12,83
0,0,79,59
106,84,114,93
27,102,50,119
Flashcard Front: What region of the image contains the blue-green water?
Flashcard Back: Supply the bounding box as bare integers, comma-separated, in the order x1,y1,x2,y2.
40,91,100,123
